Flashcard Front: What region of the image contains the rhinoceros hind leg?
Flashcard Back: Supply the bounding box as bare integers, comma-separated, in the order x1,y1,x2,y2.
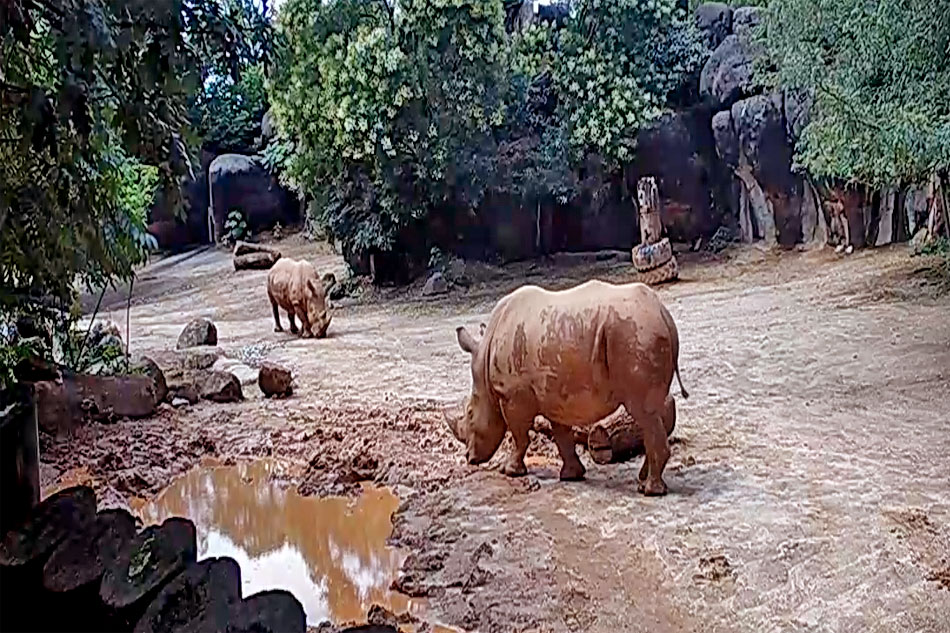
638,459,649,482
631,405,669,496
287,311,299,334
551,424,586,481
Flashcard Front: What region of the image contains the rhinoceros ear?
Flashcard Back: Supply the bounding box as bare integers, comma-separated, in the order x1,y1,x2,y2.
456,326,478,355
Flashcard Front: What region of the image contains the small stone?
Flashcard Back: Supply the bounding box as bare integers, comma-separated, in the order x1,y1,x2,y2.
171,398,190,408
421,272,449,296
259,362,293,398
177,318,217,349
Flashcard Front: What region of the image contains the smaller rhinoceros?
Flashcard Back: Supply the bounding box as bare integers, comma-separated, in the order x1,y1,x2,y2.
266,258,332,338
447,279,688,495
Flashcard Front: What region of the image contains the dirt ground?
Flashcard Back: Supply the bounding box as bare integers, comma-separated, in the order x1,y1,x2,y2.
42,234,950,632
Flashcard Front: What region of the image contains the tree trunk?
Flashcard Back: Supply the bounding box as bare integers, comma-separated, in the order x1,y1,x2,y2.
233,241,281,257
100,518,197,629
133,557,243,633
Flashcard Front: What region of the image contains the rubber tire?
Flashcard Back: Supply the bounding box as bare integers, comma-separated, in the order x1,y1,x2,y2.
636,256,679,285
632,238,673,272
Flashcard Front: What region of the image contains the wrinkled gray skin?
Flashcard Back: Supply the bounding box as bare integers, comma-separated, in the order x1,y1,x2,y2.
446,280,688,495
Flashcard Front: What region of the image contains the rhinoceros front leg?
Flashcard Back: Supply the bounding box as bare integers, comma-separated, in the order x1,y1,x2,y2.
499,400,531,477
551,423,586,481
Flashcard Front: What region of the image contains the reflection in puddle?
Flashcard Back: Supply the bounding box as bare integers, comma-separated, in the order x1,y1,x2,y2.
139,460,415,626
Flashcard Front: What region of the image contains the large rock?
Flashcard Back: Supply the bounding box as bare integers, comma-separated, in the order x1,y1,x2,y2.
33,374,159,435
258,363,292,398
422,272,449,296
700,35,755,110
165,369,243,403
695,3,733,50
212,357,259,388
147,149,217,250
177,319,217,349
629,108,728,241
208,154,299,242
714,93,820,247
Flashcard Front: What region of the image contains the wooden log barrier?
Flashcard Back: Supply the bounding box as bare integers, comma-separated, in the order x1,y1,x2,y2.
134,557,242,633
0,486,97,631
100,518,197,630
41,509,138,632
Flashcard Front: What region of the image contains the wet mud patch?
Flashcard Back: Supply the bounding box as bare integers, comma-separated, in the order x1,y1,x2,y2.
139,459,420,627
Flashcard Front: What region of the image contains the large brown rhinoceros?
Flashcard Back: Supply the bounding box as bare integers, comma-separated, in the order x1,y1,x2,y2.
447,280,688,496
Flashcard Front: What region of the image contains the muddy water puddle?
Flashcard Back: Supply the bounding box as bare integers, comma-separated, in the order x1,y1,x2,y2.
139,460,419,626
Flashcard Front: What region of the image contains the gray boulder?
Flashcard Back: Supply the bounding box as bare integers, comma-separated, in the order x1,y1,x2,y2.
131,356,168,404
177,318,217,349
695,3,733,50
208,154,299,242
422,272,449,296
165,369,243,403
700,35,755,110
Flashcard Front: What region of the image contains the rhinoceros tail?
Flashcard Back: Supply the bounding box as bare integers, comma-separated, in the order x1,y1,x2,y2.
675,366,689,399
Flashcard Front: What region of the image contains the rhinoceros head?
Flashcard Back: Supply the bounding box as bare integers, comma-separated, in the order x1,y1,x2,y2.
445,325,505,464
306,279,332,338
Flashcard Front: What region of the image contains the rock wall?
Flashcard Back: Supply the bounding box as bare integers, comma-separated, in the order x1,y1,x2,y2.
208,154,301,243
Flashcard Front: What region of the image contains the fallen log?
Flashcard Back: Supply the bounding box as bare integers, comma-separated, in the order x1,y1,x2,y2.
233,241,281,257
233,251,281,271
100,517,197,628
574,395,677,465
231,589,306,633
134,557,242,633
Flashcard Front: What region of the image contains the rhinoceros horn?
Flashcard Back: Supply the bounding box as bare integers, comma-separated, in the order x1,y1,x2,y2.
442,405,462,441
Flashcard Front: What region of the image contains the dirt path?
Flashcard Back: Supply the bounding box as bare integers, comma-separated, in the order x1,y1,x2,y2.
43,237,950,632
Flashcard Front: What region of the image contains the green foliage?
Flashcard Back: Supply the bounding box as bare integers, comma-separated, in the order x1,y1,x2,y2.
190,65,269,153
539,0,707,165
224,209,249,243
270,0,509,254
1,0,257,384
762,0,950,186
270,0,703,261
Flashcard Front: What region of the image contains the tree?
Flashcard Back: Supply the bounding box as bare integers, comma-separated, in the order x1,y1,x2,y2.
0,0,254,388
762,0,950,187
269,0,509,257
187,0,275,154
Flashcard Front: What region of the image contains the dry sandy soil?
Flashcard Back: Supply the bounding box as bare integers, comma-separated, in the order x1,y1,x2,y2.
42,234,950,632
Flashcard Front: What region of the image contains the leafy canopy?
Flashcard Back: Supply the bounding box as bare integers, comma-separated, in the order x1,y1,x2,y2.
269,0,704,258
762,0,950,185
1,0,260,389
